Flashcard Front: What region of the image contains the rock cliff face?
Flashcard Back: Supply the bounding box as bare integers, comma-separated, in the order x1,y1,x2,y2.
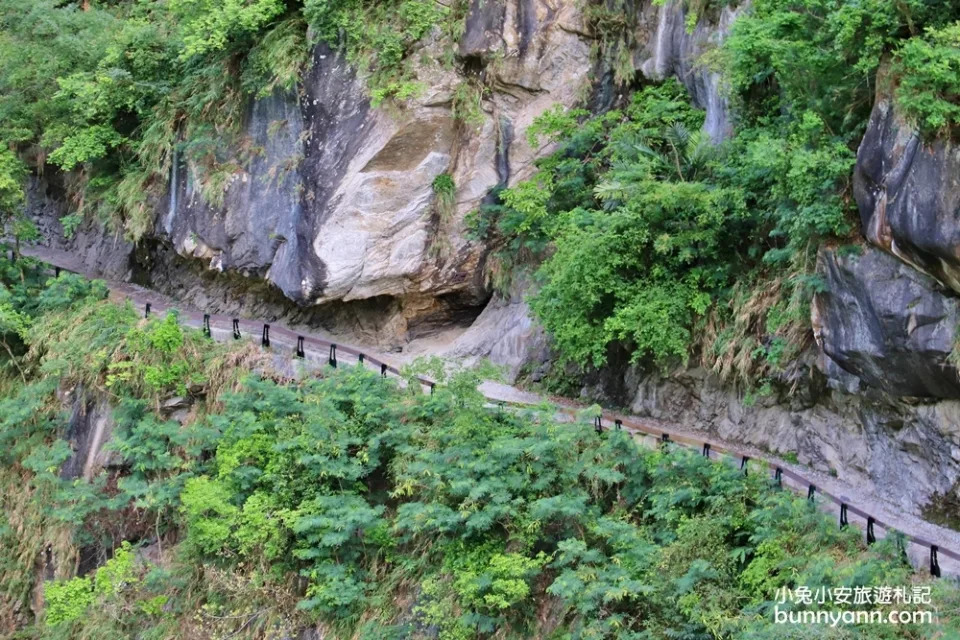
151,2,605,318
634,0,744,142
30,0,738,344
814,94,960,403
814,247,960,399
623,95,960,516
621,95,960,517
627,366,960,516
855,96,960,294
28,3,958,519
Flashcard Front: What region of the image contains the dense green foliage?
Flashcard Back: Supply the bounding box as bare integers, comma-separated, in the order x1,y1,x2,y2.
3,1,960,637
2,0,958,382
0,259,954,638
473,1,960,383
0,0,467,241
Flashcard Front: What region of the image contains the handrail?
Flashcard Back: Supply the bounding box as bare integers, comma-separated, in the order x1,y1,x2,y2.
28,256,960,573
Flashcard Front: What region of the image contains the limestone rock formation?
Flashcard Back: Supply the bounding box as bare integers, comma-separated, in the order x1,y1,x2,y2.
628,366,960,516
28,0,745,347
445,282,550,381
159,5,595,317
813,246,960,399
634,0,745,142
855,96,960,294
58,386,115,482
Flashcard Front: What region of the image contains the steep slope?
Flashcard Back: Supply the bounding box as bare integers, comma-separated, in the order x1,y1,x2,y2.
17,0,960,540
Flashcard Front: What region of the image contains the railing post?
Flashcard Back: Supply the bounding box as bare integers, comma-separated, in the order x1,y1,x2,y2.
295,336,305,358
931,546,941,578
659,433,670,452
203,314,211,338
232,319,241,340
261,324,270,347
329,344,337,367
839,503,848,528
866,517,876,544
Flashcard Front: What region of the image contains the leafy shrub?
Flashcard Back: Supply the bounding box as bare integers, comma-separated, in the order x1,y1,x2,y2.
479,82,758,369
169,0,287,58
432,172,456,220
36,273,108,313
44,575,94,627
44,542,139,626
893,22,960,136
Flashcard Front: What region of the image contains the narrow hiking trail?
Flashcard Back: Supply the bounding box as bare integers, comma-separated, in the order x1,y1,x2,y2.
18,243,960,578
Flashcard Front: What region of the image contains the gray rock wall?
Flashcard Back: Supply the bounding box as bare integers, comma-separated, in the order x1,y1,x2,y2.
627,366,960,517
813,247,960,399
27,176,133,281
855,97,960,294
635,0,744,142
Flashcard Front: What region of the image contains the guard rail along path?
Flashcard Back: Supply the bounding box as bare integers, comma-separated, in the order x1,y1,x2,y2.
17,247,960,579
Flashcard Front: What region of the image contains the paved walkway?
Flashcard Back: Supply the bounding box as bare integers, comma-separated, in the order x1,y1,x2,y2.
18,244,960,578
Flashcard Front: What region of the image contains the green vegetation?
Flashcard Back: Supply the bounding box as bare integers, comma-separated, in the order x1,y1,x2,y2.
0,0,468,242
432,172,456,220
473,1,960,387
44,542,137,626
3,2,960,638
893,22,960,135
0,257,953,638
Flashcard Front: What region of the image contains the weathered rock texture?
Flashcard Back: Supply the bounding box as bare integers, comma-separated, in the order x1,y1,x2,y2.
58,386,115,482
626,365,960,516
28,176,133,281
855,96,960,294
634,0,745,142
813,247,960,399
29,0,742,346
444,280,551,381
156,6,601,318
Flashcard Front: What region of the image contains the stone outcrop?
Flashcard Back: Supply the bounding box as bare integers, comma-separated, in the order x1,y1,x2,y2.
855,96,960,294
28,176,133,281
155,4,602,319
29,1,742,348
627,365,960,516
813,246,960,399
634,0,745,142
58,386,115,482
444,281,551,381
